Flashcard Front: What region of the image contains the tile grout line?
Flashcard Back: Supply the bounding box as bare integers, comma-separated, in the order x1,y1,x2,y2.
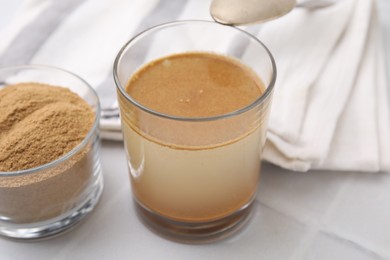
255,199,321,260
256,172,389,260
289,172,358,260
288,226,320,260
322,229,390,260
320,172,390,259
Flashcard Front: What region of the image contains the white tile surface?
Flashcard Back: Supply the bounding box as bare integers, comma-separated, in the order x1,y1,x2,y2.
258,163,350,223
303,232,384,260
258,164,390,260
325,172,390,259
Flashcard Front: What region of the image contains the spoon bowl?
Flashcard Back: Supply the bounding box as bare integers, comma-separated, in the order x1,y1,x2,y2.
210,0,337,26
210,0,297,25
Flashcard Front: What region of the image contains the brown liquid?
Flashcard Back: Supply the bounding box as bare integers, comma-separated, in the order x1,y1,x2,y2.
126,52,263,118
122,52,265,222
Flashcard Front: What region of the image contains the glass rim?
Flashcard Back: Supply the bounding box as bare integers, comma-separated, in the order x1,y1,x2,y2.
113,20,276,122
0,64,101,176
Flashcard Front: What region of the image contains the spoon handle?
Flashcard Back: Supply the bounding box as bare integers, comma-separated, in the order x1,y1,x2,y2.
296,0,337,10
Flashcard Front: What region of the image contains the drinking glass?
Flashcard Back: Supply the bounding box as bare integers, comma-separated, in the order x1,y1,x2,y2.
114,20,276,242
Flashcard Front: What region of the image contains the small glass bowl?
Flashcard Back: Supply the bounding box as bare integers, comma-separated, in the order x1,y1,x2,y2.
0,65,103,240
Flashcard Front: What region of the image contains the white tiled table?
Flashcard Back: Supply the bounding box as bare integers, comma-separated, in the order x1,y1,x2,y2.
0,1,389,259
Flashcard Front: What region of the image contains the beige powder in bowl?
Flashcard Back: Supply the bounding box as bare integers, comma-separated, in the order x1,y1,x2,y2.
0,83,96,223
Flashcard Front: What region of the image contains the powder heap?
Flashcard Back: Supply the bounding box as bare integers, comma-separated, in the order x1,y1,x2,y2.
0,83,94,172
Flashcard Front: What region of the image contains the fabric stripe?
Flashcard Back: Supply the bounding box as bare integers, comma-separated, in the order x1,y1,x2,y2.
97,0,189,109
0,1,50,54
227,25,262,58
0,0,86,67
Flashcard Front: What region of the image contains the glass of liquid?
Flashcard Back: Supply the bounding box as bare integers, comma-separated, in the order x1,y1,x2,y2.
114,20,276,243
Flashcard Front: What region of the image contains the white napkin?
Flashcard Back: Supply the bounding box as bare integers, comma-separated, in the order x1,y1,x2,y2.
0,0,388,172
260,0,390,171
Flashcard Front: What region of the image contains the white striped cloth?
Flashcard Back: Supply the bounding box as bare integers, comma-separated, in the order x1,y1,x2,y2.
0,0,388,172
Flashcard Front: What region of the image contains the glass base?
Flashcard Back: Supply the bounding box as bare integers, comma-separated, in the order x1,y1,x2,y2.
134,199,254,243
0,175,103,240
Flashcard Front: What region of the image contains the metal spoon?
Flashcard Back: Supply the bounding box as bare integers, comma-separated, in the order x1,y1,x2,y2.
210,0,336,25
